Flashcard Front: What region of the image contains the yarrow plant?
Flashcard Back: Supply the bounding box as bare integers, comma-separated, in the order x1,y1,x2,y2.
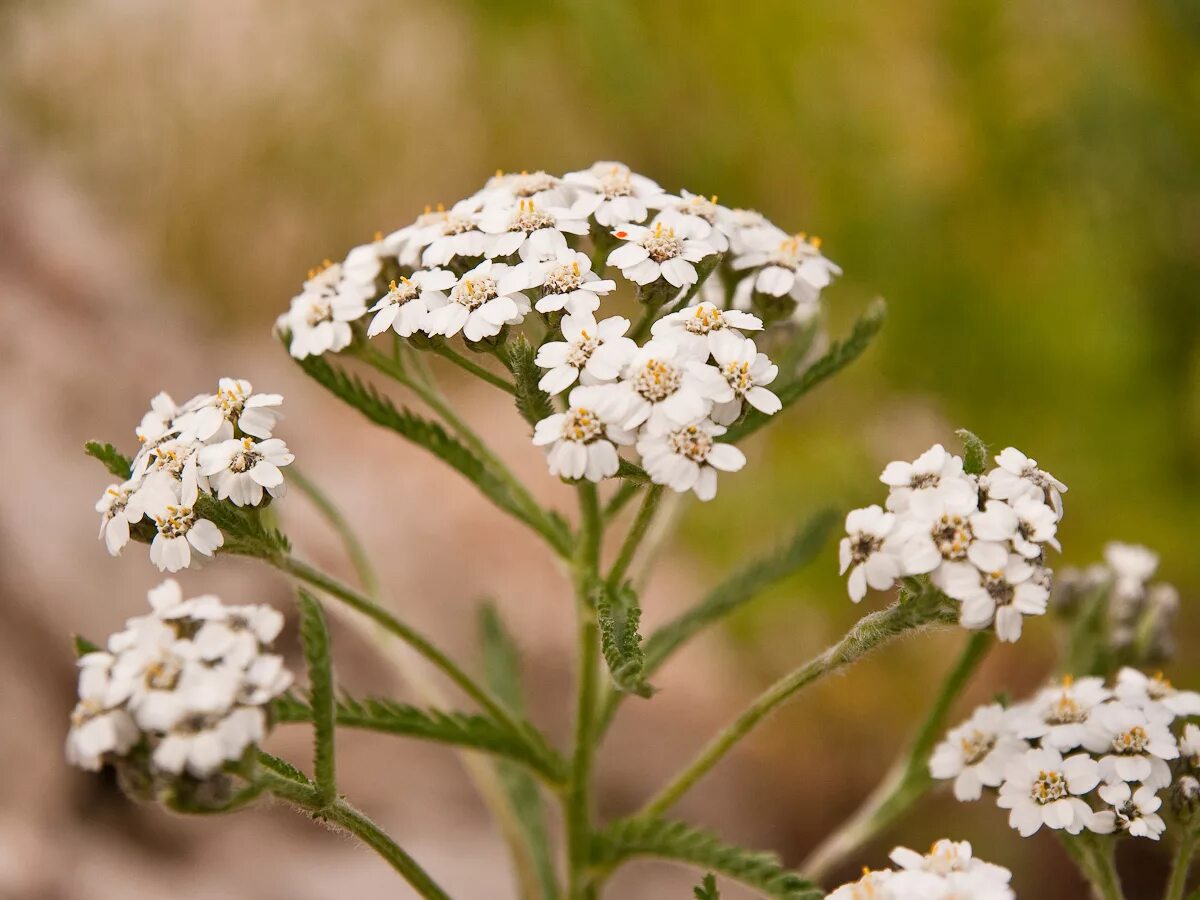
72,162,1197,900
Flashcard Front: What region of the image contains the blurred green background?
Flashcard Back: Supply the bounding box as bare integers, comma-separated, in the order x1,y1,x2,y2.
3,1,1198,897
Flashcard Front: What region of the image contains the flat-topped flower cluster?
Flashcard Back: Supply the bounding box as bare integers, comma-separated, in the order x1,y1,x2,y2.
95,378,294,572
67,580,293,781
840,444,1066,642
274,162,842,500
828,839,1014,899
932,668,1200,841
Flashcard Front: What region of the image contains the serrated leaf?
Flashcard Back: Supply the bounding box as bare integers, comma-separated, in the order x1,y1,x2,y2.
193,495,290,560
592,819,822,900
294,353,567,550
297,591,336,806
723,299,886,442
73,635,102,657
956,428,989,476
596,581,654,698
616,458,651,485
694,874,721,900
643,510,836,674
504,335,555,428
272,694,567,783
255,749,311,785
84,441,133,480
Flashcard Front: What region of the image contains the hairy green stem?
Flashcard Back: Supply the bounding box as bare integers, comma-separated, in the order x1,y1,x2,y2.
261,769,450,900
635,589,959,820
429,341,517,393
801,630,993,879
288,468,380,599
607,485,663,587
604,481,642,519
1167,831,1197,900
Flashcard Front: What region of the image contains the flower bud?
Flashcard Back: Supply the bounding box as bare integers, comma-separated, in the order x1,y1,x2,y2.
1171,775,1200,821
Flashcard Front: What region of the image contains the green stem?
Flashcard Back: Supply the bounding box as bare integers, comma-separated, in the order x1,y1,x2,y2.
566,483,603,899
604,481,642,520
1167,831,1196,900
288,468,380,598
800,630,993,879
261,770,450,900
429,341,517,394
635,588,959,820
607,485,663,587
277,555,522,737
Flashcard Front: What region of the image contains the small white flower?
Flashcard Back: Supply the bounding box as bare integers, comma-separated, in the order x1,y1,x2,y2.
650,301,763,357
367,270,457,338
66,653,140,771
478,198,591,261
827,868,895,900
987,447,1067,518
734,229,842,306
930,704,1027,801
176,378,283,442
718,207,780,256
894,480,983,579
1113,667,1200,719
890,839,1013,890
534,313,636,395
1095,781,1166,839
531,396,634,483
656,192,732,251
341,232,389,291
523,249,618,315
423,260,531,342
95,480,152,556
839,505,902,602
198,437,294,507
281,261,371,359
1181,723,1200,765
970,494,1059,559
152,705,266,779
1103,542,1159,600
707,331,781,426
476,169,572,208
419,202,488,267
996,747,1102,836
941,548,1049,642
636,418,746,501
135,391,183,444
879,444,968,513
1009,676,1111,751
1086,701,1177,787
147,478,224,573
607,218,715,288
563,161,668,227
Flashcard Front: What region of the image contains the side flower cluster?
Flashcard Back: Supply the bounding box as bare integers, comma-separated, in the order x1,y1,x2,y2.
931,668,1200,840
839,444,1066,642
828,839,1014,900
95,378,294,572
66,579,292,781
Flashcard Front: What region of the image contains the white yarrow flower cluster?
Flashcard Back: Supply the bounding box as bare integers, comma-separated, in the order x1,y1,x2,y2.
828,840,1014,899
95,378,294,572
933,668,1200,841
66,580,292,780
840,443,1067,642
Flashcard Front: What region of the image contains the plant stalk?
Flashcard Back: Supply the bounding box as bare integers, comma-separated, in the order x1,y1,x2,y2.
607,485,663,587
1167,831,1196,900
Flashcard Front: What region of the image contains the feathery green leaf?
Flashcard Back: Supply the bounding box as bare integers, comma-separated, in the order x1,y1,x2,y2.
297,590,336,806
596,581,654,698
723,299,886,442
956,428,990,476
84,441,133,480
592,819,822,900
193,495,291,560
694,874,721,900
616,458,651,485
255,749,311,785
504,335,556,428
273,694,567,783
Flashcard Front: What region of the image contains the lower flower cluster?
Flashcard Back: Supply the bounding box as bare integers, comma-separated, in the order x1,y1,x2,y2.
828,839,1014,899
66,580,293,782
931,668,1200,840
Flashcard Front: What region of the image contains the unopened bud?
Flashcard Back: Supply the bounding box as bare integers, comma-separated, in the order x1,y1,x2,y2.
1172,775,1200,820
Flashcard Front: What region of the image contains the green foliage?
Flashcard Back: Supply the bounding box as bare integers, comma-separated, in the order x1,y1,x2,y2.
272,694,568,783
643,509,836,674
956,428,990,476
193,495,291,560
592,819,822,900
294,352,566,547
596,581,654,698
297,591,336,806
73,634,101,657
504,335,556,428
723,299,887,442
84,441,133,480
616,458,651,485
694,874,721,900
478,602,560,900
255,749,311,785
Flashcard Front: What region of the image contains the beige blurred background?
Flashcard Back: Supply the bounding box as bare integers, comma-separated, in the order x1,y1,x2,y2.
2,1,1198,898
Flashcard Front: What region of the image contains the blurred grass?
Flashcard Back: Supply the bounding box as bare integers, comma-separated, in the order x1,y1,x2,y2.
3,0,1199,893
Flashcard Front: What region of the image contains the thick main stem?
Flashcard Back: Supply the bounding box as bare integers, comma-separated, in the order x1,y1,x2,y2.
635,590,958,820
1166,831,1196,900
801,630,993,879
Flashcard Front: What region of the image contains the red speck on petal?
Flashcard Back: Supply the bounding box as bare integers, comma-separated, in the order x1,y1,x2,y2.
615,231,627,238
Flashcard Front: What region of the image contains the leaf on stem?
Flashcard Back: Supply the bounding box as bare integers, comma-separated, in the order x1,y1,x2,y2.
596,581,654,698
642,509,836,674
694,874,721,900
722,299,887,442
193,495,291,560
504,335,556,428
297,590,337,806
616,458,651,485
73,634,102,657
256,749,312,785
956,428,990,476
592,819,822,900
84,441,133,479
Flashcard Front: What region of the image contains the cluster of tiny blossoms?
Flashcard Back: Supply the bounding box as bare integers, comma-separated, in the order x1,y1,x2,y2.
932,668,1200,840
828,840,1014,900
840,444,1066,642
67,580,292,781
95,378,294,572
274,162,841,500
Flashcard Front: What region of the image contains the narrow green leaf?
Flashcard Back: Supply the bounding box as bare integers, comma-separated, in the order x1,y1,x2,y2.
694,873,721,900
504,335,556,428
592,819,822,900
723,299,886,442
616,458,651,485
643,509,836,674
272,694,567,783
84,441,133,480
193,495,290,560
596,581,654,698
255,749,311,785
297,590,336,806
478,602,561,900
73,635,102,657
956,428,989,476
